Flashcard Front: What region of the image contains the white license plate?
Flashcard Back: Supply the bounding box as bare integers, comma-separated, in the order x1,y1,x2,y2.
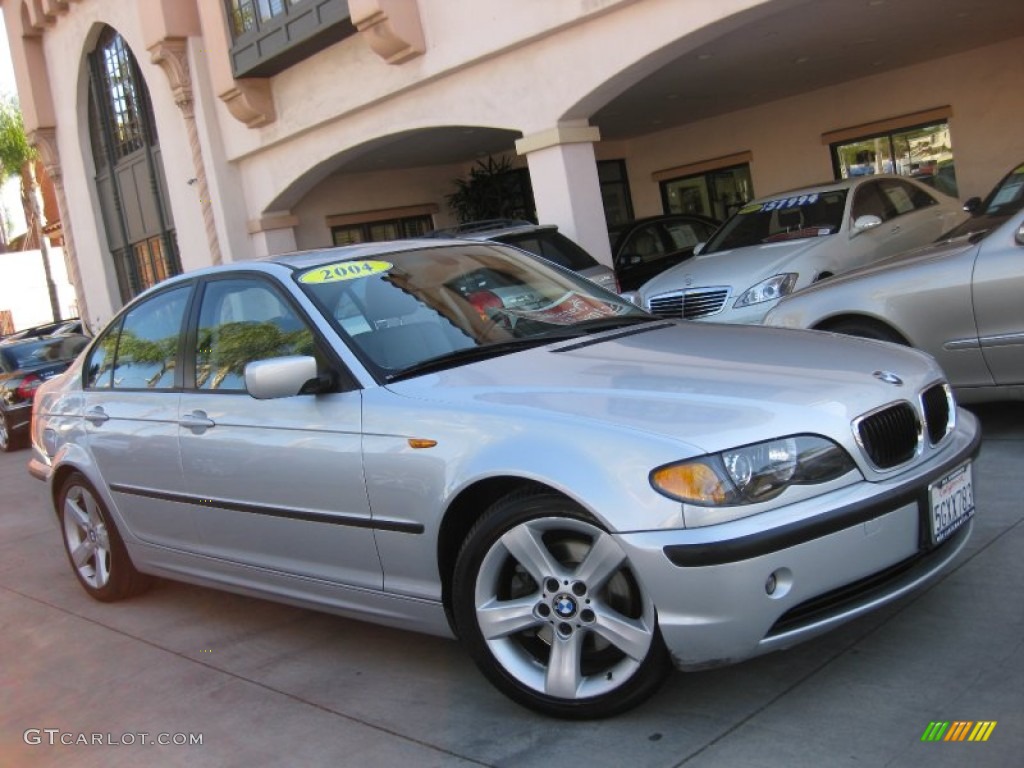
928,463,975,545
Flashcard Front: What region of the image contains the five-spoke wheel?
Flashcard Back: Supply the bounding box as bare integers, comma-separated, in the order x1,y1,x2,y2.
454,490,669,718
58,473,152,602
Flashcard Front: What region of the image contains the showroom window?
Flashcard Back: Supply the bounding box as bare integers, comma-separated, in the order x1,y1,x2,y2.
827,109,958,197
656,154,754,222
331,214,434,245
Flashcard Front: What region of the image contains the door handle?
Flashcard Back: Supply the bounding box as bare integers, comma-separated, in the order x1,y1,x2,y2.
179,410,215,431
84,407,109,425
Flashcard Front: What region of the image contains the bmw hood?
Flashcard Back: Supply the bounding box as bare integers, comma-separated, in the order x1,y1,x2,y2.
639,238,828,297
386,322,943,454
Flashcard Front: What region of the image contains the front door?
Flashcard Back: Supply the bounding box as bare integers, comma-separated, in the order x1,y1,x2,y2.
177,275,382,589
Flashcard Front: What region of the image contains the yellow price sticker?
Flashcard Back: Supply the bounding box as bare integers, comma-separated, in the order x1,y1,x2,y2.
299,260,393,284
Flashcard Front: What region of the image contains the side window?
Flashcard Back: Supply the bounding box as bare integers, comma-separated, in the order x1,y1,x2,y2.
851,182,895,222
194,278,317,391
85,320,121,389
663,221,712,250
881,178,937,215
623,225,667,263
108,286,190,390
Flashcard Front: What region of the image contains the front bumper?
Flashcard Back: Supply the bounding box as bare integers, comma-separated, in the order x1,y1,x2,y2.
615,414,980,669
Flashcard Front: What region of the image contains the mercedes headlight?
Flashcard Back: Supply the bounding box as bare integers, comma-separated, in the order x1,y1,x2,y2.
650,435,855,506
734,273,798,308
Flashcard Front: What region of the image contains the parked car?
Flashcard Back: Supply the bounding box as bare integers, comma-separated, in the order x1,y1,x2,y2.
426,219,620,292
764,161,1024,404
30,239,979,718
609,213,721,291
1,317,84,342
637,175,967,324
0,334,89,451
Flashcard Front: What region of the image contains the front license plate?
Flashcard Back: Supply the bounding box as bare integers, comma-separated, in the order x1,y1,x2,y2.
928,463,975,546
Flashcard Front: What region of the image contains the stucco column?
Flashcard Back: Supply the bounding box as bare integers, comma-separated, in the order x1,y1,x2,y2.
150,38,224,265
248,213,299,258
515,123,612,267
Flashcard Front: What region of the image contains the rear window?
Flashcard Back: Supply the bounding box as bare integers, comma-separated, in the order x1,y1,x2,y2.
0,336,87,370
494,231,598,271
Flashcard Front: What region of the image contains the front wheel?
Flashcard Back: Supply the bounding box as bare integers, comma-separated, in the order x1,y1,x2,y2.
823,318,907,345
58,473,153,602
453,490,670,718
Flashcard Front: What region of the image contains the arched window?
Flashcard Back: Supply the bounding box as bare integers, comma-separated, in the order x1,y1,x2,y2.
87,27,180,302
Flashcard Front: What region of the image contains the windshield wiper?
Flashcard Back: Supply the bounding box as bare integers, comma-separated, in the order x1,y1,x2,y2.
384,317,657,382
384,338,557,381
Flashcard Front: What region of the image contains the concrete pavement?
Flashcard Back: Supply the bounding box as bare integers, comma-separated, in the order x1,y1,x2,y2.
1,403,1021,767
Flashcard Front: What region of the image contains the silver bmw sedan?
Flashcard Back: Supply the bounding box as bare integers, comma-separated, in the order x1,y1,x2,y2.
29,239,979,718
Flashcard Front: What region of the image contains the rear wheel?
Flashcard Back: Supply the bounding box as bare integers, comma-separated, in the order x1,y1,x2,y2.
58,473,153,602
823,318,906,345
453,490,670,718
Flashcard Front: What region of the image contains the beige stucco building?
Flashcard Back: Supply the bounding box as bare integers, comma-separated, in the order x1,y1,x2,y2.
3,0,1023,330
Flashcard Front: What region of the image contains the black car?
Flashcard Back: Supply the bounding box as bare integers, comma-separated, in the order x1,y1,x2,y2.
609,213,720,291
1,317,85,341
0,334,89,451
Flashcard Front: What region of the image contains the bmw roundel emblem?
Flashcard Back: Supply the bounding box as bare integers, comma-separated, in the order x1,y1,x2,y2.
873,370,903,386
553,595,578,619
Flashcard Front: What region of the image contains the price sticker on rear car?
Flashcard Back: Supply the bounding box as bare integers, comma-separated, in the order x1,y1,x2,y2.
928,463,974,545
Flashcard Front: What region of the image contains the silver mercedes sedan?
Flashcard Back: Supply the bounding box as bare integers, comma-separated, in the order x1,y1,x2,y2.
765,161,1024,404
29,240,979,718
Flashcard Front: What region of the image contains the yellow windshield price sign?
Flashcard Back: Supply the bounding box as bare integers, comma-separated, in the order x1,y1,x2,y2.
299,260,393,284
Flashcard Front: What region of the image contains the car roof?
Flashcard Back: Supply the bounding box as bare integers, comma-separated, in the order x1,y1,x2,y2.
750,174,912,204
429,222,560,241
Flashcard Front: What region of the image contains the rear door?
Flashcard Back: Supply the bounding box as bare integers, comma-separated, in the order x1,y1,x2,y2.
81,284,194,548
176,274,382,589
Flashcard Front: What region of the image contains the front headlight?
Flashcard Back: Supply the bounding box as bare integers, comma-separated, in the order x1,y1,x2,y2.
734,273,798,308
650,435,855,506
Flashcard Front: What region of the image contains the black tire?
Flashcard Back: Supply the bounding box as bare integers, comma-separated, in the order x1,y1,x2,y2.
824,318,906,345
57,473,153,602
452,489,671,719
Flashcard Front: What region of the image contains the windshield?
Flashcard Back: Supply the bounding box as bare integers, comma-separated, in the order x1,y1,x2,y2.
941,163,1024,240
295,244,650,377
979,163,1024,216
493,230,599,271
702,190,848,254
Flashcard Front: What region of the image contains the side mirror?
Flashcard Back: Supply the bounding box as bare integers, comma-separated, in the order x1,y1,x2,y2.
693,242,706,256
851,214,883,234
963,196,982,214
245,355,322,399
1016,223,1024,246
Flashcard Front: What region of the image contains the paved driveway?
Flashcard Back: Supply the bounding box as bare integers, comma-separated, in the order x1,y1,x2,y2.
1,404,1021,767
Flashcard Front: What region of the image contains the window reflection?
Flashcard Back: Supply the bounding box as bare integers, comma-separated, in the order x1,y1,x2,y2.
89,286,190,390
195,280,316,390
